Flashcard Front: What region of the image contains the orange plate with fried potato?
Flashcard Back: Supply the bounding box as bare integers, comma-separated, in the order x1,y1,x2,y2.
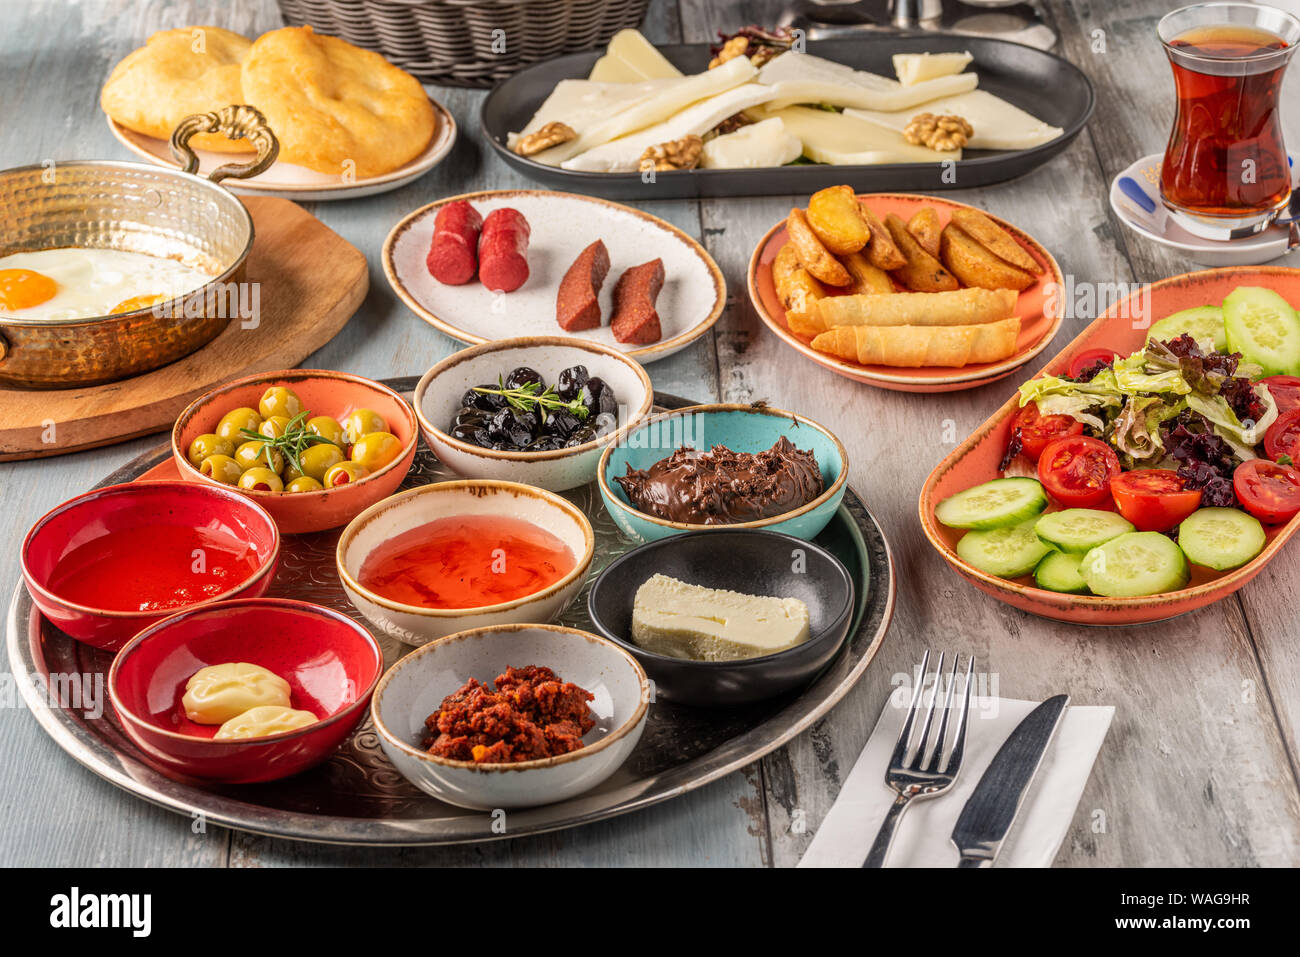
747,193,1064,393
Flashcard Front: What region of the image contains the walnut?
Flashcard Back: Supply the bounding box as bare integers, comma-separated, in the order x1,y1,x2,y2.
513,121,577,156
709,36,748,69
904,113,973,151
638,135,703,172
711,113,753,137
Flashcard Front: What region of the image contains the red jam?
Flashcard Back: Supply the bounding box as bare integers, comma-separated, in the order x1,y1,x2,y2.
46,525,263,612
357,515,576,609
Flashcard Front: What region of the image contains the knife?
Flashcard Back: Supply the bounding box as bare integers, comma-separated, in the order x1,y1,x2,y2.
950,694,1069,868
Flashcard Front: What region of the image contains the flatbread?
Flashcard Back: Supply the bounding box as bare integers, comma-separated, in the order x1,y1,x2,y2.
101,26,253,153
239,26,436,179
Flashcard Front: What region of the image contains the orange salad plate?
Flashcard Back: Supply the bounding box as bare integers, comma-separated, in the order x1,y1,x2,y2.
747,193,1065,393
920,266,1300,625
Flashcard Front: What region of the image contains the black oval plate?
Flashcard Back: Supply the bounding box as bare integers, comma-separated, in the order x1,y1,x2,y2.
480,36,1096,200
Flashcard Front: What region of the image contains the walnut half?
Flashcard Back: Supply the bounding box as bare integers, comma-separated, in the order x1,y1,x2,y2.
639,135,703,172
904,113,973,152
709,36,748,69
513,121,577,156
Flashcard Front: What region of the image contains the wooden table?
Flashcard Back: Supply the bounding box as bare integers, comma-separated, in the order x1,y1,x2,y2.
2,0,1297,867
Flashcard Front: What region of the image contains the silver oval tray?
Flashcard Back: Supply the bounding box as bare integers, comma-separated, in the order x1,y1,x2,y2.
7,382,895,845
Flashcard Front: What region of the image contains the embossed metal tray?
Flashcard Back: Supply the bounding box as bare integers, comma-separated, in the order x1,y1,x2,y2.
7,381,895,846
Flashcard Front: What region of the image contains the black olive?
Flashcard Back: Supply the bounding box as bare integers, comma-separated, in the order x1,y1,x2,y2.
452,407,486,429
545,410,582,436
464,385,505,411
584,376,618,416
451,424,489,446
566,425,597,447
504,366,544,392
593,412,617,437
489,408,536,447
556,365,590,401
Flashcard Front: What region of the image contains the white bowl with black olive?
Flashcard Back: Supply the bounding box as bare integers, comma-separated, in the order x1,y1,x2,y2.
414,337,654,492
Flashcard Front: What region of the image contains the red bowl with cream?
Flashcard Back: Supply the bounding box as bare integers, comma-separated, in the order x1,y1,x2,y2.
21,481,279,650
109,598,383,783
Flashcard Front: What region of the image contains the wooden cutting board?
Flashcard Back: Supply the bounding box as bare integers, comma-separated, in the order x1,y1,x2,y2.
0,197,368,461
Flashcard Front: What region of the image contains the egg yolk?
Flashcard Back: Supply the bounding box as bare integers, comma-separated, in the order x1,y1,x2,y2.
0,269,57,310
111,293,169,315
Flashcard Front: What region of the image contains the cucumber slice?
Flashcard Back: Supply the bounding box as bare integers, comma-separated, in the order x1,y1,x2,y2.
1079,532,1190,597
1034,550,1089,594
1034,508,1135,553
1147,305,1227,352
1177,507,1265,571
935,478,1048,530
957,519,1053,578
1223,286,1300,376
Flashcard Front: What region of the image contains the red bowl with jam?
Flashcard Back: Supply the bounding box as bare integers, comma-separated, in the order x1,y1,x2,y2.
21,480,280,650
109,598,382,783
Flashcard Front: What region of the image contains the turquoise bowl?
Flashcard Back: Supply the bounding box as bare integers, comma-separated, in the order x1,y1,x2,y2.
597,404,848,543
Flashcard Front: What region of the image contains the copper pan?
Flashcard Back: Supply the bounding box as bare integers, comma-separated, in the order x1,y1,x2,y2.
0,105,278,389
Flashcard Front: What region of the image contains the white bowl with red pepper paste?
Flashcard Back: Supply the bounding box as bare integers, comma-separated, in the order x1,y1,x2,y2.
414,336,654,492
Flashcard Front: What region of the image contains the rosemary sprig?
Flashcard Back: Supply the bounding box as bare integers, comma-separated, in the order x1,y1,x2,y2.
473,378,590,421
239,410,336,476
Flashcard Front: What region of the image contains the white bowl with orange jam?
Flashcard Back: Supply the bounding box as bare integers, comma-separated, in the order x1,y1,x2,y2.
336,480,595,646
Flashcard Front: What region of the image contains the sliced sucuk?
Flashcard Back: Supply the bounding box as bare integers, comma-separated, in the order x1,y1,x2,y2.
610,258,665,345
556,240,611,332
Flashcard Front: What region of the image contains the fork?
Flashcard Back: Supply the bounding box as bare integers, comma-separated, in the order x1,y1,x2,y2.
862,650,975,868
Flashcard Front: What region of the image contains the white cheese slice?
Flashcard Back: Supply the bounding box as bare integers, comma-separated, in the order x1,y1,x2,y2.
530,55,758,166
748,105,960,165
507,77,677,150
760,72,978,112
630,574,811,662
700,117,802,169
561,82,781,172
758,51,899,92
893,51,973,86
846,90,1064,150
588,29,683,82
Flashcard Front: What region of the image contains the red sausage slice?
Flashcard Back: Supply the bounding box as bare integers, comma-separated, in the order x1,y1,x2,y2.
556,240,611,332
478,208,531,293
426,200,482,285
610,258,664,345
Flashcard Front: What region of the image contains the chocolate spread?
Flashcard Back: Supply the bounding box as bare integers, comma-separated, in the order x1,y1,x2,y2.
615,436,824,525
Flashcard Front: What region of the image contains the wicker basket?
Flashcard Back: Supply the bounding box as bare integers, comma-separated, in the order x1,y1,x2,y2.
275,0,653,87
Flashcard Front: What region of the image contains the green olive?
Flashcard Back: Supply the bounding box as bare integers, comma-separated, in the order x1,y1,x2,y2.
200,454,242,485
234,440,283,474
187,433,234,468
282,462,306,483
258,415,293,440
238,467,284,492
306,416,345,447
285,475,323,494
350,431,402,471
323,461,368,488
299,443,344,481
342,409,388,446
216,407,262,442
258,386,302,421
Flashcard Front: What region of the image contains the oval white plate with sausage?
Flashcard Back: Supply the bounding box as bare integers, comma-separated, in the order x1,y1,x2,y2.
383,189,726,362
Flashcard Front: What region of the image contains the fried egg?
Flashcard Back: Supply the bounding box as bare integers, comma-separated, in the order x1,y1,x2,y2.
0,248,213,321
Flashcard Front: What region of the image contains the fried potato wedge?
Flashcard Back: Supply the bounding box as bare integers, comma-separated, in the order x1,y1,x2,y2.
815,287,1018,328
810,316,1022,368
861,207,907,271
787,208,851,286
841,250,896,296
884,213,959,292
907,207,942,258
806,185,872,255
940,223,1035,291
773,242,830,338
949,208,1044,275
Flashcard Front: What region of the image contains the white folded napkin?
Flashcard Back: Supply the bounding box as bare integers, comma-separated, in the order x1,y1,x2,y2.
799,693,1113,868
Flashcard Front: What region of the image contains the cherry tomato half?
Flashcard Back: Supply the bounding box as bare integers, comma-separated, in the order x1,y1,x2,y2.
1038,436,1121,508
1259,375,1300,416
1067,348,1118,379
1263,407,1300,463
1110,469,1203,532
1233,459,1300,525
1011,401,1085,461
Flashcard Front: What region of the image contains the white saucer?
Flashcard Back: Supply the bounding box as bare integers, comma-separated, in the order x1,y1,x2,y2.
106,97,457,202
1109,152,1298,267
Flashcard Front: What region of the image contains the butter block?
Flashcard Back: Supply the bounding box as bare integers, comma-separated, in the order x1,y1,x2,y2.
630,574,811,662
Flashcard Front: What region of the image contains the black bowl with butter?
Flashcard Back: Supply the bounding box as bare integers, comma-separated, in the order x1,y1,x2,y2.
586,530,855,707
